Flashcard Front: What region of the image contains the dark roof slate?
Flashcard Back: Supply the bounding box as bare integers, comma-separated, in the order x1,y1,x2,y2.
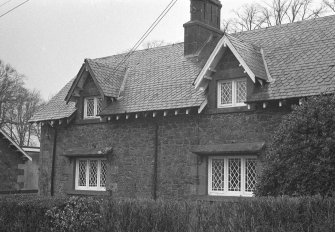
227,35,268,81
232,15,335,101
86,59,126,98
32,15,335,121
97,43,205,115
30,79,76,122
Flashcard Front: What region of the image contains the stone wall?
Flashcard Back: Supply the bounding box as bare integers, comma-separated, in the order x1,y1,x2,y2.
0,138,25,191
39,106,290,199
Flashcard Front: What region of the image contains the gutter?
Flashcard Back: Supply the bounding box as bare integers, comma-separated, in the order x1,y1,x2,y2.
50,126,58,196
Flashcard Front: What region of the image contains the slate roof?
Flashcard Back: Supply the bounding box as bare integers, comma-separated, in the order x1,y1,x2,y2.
97,43,205,115
233,15,335,101
86,59,127,98
30,79,76,122
226,34,268,81
31,15,335,121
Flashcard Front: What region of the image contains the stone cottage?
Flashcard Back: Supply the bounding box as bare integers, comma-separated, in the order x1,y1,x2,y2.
31,0,335,199
0,129,33,191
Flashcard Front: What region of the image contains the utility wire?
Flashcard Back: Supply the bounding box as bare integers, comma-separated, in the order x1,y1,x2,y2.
0,0,12,8
111,0,178,75
0,0,29,19
111,0,177,74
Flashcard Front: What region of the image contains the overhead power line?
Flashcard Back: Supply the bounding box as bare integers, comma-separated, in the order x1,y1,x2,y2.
111,0,179,75
0,0,12,8
0,0,30,19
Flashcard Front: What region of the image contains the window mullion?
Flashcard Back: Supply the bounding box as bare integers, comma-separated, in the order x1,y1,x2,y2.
75,160,79,189
224,157,228,194
232,81,236,106
241,158,245,195
218,83,220,107
84,99,87,118
94,97,97,117
208,158,212,194
86,160,89,189
97,160,101,189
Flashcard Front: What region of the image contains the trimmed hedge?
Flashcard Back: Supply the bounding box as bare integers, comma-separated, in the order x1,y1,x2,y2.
0,195,335,232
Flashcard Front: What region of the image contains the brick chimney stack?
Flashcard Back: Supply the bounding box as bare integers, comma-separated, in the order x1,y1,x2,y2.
184,0,223,56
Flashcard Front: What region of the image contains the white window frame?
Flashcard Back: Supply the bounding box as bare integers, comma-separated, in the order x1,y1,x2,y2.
217,79,247,108
83,97,102,119
75,158,107,191
208,156,257,197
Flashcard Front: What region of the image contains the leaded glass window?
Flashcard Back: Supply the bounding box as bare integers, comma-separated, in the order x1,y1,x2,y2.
75,159,107,191
208,156,257,196
228,158,241,192
212,159,225,191
84,97,103,119
86,98,95,117
220,82,232,105
236,80,247,104
97,97,103,115
245,158,257,192
217,79,247,108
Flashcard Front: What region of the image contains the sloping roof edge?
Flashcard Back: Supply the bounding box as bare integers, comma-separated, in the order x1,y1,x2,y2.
65,60,106,103
194,34,271,89
65,64,85,103
0,129,32,161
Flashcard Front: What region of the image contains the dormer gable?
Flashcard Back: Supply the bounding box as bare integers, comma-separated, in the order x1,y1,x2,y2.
194,34,272,91
65,61,105,104
65,59,127,104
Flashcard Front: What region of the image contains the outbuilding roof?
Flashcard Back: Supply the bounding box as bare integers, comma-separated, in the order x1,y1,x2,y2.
0,129,32,161
31,15,335,122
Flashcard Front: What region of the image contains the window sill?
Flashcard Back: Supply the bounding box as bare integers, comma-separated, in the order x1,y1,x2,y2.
188,195,254,202
66,190,110,196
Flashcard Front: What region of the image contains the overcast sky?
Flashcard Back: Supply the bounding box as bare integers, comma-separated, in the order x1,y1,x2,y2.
0,0,323,100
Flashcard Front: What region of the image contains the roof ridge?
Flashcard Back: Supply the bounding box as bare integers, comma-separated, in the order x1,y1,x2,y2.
231,14,335,36
227,34,262,51
91,42,184,61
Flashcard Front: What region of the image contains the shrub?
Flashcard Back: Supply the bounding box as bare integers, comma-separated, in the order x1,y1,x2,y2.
0,195,334,232
100,199,191,232
256,94,335,197
46,196,102,232
0,195,65,232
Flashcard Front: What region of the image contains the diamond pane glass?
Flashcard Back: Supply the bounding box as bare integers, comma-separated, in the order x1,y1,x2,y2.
97,98,103,115
89,160,98,187
236,80,247,103
86,98,95,117
212,159,225,191
245,159,257,192
220,82,232,105
228,158,241,191
78,160,87,187
100,160,107,187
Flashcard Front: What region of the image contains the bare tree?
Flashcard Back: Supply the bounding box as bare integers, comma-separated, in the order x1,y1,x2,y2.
3,87,44,146
0,60,24,128
324,0,335,12
227,0,326,32
233,3,265,31
0,59,44,146
142,40,168,49
221,18,240,33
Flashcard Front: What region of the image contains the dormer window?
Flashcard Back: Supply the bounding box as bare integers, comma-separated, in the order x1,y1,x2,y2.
217,79,246,108
84,97,102,119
